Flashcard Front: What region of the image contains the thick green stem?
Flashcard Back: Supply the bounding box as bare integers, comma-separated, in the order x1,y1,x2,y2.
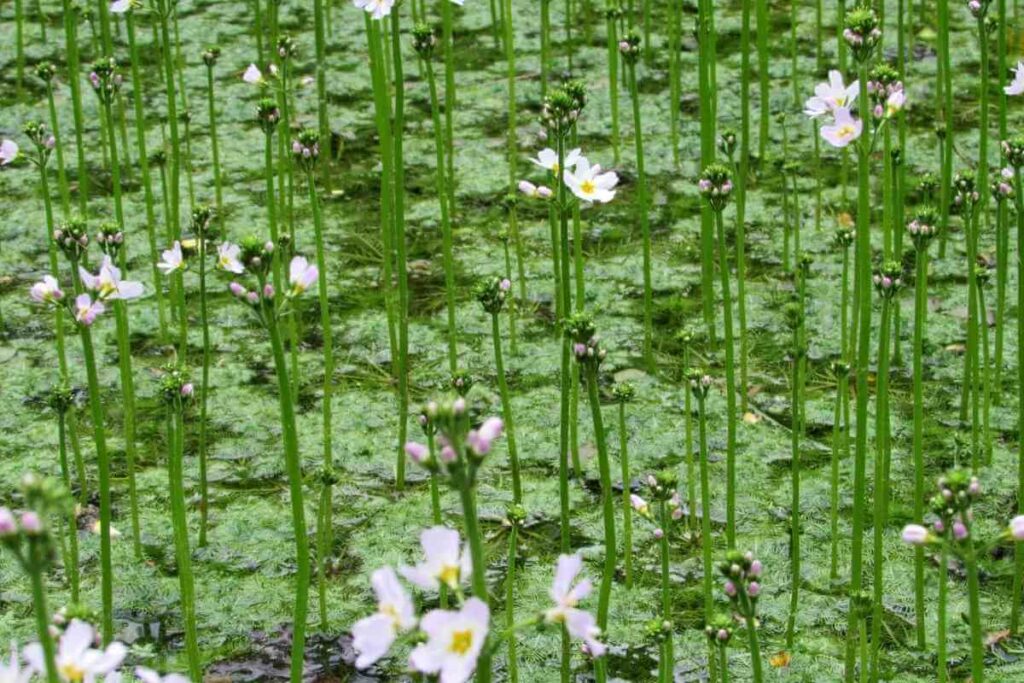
696,392,716,672
168,406,202,680
785,310,802,647
937,546,948,682
29,542,59,683
265,305,311,683
605,4,620,163
912,245,928,648
755,0,770,160
1012,170,1024,632
869,300,893,681
56,413,80,602
658,499,674,675
457,484,491,683
197,234,211,548
714,210,737,548
626,60,654,371
505,524,519,683
62,2,87,215
963,526,986,683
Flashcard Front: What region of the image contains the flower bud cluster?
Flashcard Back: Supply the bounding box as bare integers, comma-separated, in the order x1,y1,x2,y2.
704,613,734,647
190,204,215,237
450,371,474,397
564,312,606,366
867,63,905,119
618,31,641,63
843,7,881,62
1,474,70,571
687,368,713,400
277,35,296,60
718,549,763,618
541,83,585,136
412,24,436,57
698,164,733,212
906,207,938,249
405,395,504,487
718,129,737,159
54,217,90,262
834,227,855,250
23,120,56,158
967,0,992,18
257,98,281,134
873,261,904,298
612,381,635,404
96,221,125,256
89,57,122,103
293,129,320,171
159,364,194,406
1003,137,1024,169
202,46,220,67
952,170,980,212
475,276,511,315
992,167,1015,202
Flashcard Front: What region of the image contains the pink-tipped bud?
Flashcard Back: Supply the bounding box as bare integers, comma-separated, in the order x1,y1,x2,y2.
1010,515,1024,542
246,291,259,305
652,528,664,540
671,507,683,520
20,511,42,535
229,282,247,298
717,629,729,642
901,524,930,546
440,445,457,463
0,507,15,535
453,397,466,415
749,559,763,577
747,581,761,597
536,186,553,199
405,441,428,463
478,417,504,442
723,580,737,597
180,383,194,398
933,519,945,534
263,283,275,299
499,279,511,292
952,521,968,541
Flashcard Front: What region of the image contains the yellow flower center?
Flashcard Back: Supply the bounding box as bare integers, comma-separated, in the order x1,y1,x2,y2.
438,564,460,587
580,179,596,195
448,628,474,656
59,663,85,682
837,124,856,140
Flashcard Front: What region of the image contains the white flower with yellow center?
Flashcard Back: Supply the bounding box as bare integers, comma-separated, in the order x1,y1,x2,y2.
23,619,126,683
351,567,417,669
564,156,618,204
409,598,490,683
530,147,581,175
400,526,472,591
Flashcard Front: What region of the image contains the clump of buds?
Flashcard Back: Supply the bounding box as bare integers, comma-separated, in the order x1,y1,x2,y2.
952,170,980,212
843,6,882,62
96,221,125,256
967,0,992,18
518,180,553,199
202,46,220,67
412,23,436,57
35,62,56,82
618,30,641,62
612,382,635,404
873,261,904,298
88,57,122,103
1003,137,1024,169
450,370,474,397
405,395,504,488
190,204,215,237
718,549,763,618
833,227,855,250
867,63,905,119
277,34,296,60
906,207,939,249
687,368,713,401
475,276,511,314
292,129,320,170
698,163,733,212
54,216,90,261
564,312,606,366
704,613,734,647
159,364,194,407
0,473,71,576
718,129,737,159
23,120,55,160
917,172,939,202
256,98,281,133
992,167,1015,202
541,86,582,136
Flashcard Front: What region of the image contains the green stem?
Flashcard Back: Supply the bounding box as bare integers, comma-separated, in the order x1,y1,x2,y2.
869,299,893,681
618,402,633,589
912,244,928,648
264,302,311,683
442,0,457,216
605,3,620,163
843,62,873,683
457,483,491,683
1012,170,1024,633
937,545,948,682
126,11,169,342
937,0,953,258
736,0,752,412
714,210,737,548
698,1,717,345
44,83,71,216
505,523,519,683
756,0,770,160
423,58,458,372
168,405,202,680
684,346,696,534
627,60,654,371
658,499,674,675
696,392,716,674
56,412,80,602
668,0,681,167
785,307,803,647
197,233,211,548
963,525,986,683
29,542,59,683
584,363,616,683
206,65,225,225
491,313,521,502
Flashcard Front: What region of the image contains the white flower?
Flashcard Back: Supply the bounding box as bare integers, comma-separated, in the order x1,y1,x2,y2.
109,0,133,13
351,567,417,669
0,139,18,166
885,90,906,117
804,70,859,118
23,619,126,683
352,0,396,20
0,642,30,683
544,554,606,657
243,63,263,84
157,241,184,274
288,255,318,296
400,526,472,591
80,256,144,300
216,242,244,274
134,668,189,683
529,147,581,174
1006,60,1024,96
564,156,618,204
409,598,489,683
820,107,863,148
29,275,64,304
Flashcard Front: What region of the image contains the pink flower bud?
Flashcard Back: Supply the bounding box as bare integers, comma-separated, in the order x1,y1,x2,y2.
747,581,761,597
717,629,729,641
952,521,968,541
180,383,194,398
723,580,737,597
453,398,466,415
478,417,504,442
901,524,930,545
263,283,275,299
405,441,428,463
0,507,15,535
1010,515,1024,542
652,528,664,539
229,282,247,298
246,291,259,305
440,445,457,463
20,511,42,534
499,279,511,292
536,186,553,199
933,519,945,534
749,559,763,577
